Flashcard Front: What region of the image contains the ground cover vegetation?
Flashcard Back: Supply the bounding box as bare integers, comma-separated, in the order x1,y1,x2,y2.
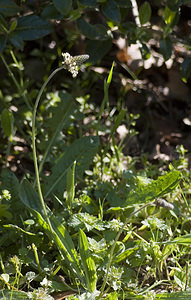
0,0,191,299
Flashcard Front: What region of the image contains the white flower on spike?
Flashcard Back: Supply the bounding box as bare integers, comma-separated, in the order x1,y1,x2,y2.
62,52,89,77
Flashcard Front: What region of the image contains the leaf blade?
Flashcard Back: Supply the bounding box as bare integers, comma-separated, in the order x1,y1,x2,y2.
79,229,97,292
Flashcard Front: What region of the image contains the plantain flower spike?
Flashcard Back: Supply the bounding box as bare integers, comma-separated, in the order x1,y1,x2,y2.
62,52,89,78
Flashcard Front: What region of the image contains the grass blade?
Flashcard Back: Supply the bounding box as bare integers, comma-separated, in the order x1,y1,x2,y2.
98,62,114,120
66,160,76,211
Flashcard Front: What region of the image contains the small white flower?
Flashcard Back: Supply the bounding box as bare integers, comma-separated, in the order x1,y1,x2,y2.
62,52,89,78
2,190,11,200
40,277,51,287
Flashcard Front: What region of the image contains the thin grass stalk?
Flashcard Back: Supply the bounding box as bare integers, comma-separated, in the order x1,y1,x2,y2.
32,65,65,236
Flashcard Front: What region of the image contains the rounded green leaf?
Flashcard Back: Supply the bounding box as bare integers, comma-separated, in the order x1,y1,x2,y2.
53,0,72,15
0,0,20,16
139,1,151,25
160,37,173,61
10,15,52,41
102,0,121,23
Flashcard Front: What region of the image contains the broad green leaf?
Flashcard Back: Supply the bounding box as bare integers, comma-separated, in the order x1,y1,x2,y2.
19,179,44,216
102,0,121,23
180,57,191,83
87,39,112,63
9,33,24,49
1,109,14,139
139,1,151,25
41,4,64,19
53,0,72,15
160,37,173,61
45,136,99,197
77,18,108,40
19,179,83,281
0,0,20,16
9,15,52,41
125,170,181,206
79,229,97,292
0,290,29,299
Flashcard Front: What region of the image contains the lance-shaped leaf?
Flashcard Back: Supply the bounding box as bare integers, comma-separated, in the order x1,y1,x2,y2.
79,229,97,292
19,179,83,281
125,170,181,206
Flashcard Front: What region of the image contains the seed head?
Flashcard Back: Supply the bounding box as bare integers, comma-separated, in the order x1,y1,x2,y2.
155,198,174,210
62,52,89,78
72,54,89,66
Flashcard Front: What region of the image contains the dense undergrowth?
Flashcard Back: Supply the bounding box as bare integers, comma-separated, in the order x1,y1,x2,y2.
0,1,191,299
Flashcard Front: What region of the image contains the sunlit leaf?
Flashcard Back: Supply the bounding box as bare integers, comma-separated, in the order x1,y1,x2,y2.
125,170,181,206
79,229,97,292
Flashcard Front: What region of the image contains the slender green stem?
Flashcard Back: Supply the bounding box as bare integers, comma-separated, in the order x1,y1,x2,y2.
32,65,65,236
32,243,42,275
